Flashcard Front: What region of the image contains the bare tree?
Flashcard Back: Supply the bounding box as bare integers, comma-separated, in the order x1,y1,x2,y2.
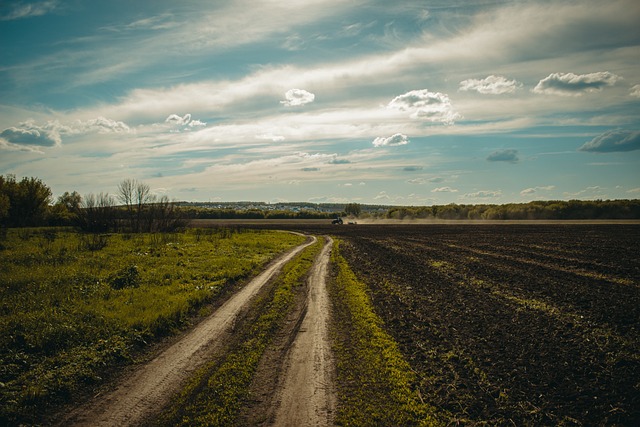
118,179,136,231
135,181,153,232
118,179,154,232
79,192,116,232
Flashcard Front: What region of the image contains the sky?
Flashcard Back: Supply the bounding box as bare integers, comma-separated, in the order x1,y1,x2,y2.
1,0,639,205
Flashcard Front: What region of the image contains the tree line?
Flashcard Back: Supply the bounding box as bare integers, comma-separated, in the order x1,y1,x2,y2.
384,200,640,220
180,207,334,220
1,175,639,232
0,175,184,233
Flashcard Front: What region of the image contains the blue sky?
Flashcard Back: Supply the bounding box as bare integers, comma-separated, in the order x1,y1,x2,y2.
1,0,639,204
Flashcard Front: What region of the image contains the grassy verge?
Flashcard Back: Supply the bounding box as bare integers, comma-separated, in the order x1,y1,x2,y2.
152,236,324,426
0,227,305,425
329,239,444,426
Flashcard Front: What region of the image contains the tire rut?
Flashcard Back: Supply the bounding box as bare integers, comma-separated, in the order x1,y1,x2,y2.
271,236,336,427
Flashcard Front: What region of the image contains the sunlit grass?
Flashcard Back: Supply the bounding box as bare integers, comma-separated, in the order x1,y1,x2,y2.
0,227,305,424
329,239,443,426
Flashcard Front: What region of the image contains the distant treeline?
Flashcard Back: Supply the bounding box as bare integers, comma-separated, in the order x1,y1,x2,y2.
1,175,639,231
0,175,184,232
180,207,335,220
384,200,640,220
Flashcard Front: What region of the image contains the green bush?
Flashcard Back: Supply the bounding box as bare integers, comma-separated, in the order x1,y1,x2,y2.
109,265,141,289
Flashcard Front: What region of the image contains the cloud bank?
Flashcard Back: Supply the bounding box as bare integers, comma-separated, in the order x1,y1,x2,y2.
0,117,131,149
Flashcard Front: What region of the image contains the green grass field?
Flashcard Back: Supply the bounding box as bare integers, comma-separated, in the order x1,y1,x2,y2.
0,227,305,424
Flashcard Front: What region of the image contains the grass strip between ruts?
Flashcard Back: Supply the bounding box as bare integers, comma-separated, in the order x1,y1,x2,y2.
151,236,324,427
329,239,444,426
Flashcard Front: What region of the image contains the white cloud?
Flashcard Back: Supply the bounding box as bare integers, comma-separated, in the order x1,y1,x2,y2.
281,89,315,107
579,129,640,153
166,113,192,126
372,133,409,147
431,186,458,193
533,72,621,96
630,85,640,98
487,149,519,163
520,185,555,196
78,117,131,133
164,113,206,131
407,178,426,184
463,190,502,198
459,75,521,95
387,89,461,125
188,120,207,128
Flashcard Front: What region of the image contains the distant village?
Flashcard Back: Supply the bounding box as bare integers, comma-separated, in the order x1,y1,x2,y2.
177,201,388,215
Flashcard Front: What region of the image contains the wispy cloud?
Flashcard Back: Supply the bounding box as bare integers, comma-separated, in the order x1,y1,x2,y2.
432,186,458,193
463,190,502,198
459,75,521,95
1,1,59,21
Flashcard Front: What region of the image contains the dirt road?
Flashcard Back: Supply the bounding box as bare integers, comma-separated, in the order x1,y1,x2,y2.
60,235,316,427
272,236,336,427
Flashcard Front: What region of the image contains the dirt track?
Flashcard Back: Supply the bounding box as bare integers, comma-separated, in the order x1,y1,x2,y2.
60,235,316,427
272,236,336,427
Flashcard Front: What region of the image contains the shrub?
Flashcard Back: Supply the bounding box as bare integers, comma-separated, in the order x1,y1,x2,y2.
109,265,141,289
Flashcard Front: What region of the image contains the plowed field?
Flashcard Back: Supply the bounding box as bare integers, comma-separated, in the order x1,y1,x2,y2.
247,223,638,425
327,224,639,425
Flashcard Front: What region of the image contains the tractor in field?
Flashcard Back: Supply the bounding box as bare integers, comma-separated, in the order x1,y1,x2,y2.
331,217,343,224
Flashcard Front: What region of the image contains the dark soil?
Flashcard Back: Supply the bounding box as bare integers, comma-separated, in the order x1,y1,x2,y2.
247,223,640,425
